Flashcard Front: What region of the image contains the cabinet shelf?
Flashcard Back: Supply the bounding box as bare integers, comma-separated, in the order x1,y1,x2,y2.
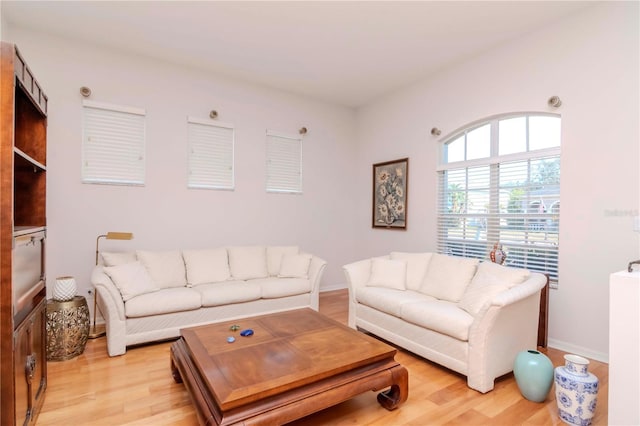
14,147,46,172
14,226,46,239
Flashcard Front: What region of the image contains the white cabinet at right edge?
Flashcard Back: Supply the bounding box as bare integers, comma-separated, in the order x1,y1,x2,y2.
608,270,640,425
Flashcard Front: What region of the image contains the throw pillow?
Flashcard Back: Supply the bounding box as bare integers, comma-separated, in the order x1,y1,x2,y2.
182,248,230,286
389,252,432,291
420,253,478,302
227,246,268,280
458,270,510,315
103,261,159,301
278,253,312,278
101,251,137,267
267,246,300,276
136,250,187,288
366,258,407,291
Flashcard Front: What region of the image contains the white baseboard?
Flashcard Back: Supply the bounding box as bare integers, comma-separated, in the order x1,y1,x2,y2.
547,338,609,364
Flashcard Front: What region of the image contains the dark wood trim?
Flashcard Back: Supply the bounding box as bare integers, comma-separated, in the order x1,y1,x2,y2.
0,40,18,426
537,275,549,348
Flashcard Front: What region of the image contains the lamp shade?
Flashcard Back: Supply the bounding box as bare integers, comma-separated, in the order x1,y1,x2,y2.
95,231,134,265
105,232,133,240
53,276,77,301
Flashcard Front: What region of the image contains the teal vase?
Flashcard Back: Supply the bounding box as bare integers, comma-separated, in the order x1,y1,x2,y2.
513,350,554,402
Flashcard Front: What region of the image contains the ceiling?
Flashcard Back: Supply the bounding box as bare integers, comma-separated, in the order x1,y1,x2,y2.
2,1,595,108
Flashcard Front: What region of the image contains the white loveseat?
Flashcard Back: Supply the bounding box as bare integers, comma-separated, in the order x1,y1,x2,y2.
92,246,326,356
343,252,547,393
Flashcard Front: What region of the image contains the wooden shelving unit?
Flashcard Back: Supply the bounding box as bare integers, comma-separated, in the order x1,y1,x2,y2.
1,42,49,426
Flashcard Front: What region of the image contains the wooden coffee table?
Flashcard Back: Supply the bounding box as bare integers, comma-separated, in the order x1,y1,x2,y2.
170,308,408,425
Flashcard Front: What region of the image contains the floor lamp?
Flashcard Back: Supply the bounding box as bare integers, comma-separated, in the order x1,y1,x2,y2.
89,231,134,339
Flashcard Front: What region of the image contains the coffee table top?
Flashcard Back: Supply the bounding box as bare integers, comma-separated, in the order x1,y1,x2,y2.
180,308,397,411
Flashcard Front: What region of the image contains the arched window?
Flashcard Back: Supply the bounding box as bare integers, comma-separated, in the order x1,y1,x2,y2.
437,113,561,283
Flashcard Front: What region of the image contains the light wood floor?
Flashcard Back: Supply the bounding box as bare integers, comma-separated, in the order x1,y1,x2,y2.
36,290,608,425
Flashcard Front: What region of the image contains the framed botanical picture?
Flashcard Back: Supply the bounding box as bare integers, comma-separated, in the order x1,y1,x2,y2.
372,158,408,229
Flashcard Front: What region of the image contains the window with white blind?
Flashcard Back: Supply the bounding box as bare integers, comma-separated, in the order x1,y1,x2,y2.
437,113,561,283
266,131,302,193
187,117,234,190
82,100,146,185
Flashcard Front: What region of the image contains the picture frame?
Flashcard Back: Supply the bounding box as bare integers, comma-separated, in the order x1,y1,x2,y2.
372,158,408,229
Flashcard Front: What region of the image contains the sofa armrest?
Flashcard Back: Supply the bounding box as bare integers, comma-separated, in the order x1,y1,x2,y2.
466,272,547,392
343,259,373,294
92,266,128,356
490,273,547,308
343,258,374,328
92,266,126,321
306,254,327,292
302,253,327,311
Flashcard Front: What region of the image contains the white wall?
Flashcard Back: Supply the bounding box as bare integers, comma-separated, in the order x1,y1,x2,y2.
0,4,9,40
4,28,359,310
355,2,639,361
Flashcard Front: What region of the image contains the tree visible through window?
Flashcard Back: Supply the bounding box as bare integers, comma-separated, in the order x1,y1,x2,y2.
437,113,561,283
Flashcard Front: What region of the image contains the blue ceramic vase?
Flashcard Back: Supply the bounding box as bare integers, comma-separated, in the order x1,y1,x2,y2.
554,354,599,426
513,349,554,402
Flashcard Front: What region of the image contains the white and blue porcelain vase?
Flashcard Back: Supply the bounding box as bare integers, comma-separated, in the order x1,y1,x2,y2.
513,349,554,402
554,354,599,426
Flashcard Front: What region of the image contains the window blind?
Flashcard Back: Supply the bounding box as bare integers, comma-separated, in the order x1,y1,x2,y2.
437,114,560,283
82,100,146,185
187,117,234,190
266,131,302,193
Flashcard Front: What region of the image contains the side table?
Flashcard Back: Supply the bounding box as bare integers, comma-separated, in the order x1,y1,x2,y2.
46,296,90,361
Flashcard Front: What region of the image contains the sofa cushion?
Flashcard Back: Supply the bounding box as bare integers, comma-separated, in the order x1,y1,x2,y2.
267,246,299,276
193,281,262,307
420,254,479,302
182,248,230,286
278,253,312,278
474,261,531,284
356,287,436,318
103,261,159,301
366,258,407,290
124,287,201,317
400,300,474,341
457,272,508,316
254,277,311,299
228,246,268,280
458,263,531,316
390,252,432,291
136,250,187,288
101,251,137,267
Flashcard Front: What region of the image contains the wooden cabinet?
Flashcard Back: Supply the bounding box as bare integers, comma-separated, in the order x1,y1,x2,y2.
14,300,47,425
1,42,48,426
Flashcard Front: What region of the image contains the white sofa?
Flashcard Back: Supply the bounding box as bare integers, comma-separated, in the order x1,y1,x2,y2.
343,252,547,393
92,246,327,356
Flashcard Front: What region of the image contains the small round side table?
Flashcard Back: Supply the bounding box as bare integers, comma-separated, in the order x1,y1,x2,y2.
46,296,90,361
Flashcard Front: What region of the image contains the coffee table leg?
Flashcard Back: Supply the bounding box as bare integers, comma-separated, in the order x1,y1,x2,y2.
377,365,408,410
170,345,183,384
